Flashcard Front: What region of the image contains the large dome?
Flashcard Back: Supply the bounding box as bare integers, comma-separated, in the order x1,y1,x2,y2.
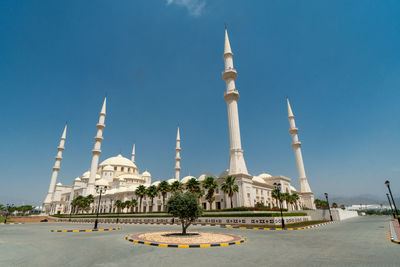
99,154,137,168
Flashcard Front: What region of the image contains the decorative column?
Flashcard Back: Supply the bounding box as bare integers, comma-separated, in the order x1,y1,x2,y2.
287,98,315,209
222,27,248,176
86,97,106,196
174,127,181,181
43,124,67,213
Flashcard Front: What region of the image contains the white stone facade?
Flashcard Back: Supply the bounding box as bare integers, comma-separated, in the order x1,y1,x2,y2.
44,28,315,215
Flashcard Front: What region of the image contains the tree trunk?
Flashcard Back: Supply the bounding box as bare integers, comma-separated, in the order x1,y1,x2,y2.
230,195,233,209
182,221,186,235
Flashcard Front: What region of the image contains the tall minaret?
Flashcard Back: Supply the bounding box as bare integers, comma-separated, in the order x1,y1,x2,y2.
222,27,248,176
131,143,136,163
287,98,312,193
174,127,181,181
43,124,67,212
86,97,106,196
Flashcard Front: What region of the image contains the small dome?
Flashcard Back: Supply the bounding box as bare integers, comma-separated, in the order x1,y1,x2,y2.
103,165,114,171
219,169,229,178
74,177,81,181
198,174,217,182
151,181,161,186
258,173,272,179
167,178,177,184
142,171,151,177
95,178,108,187
290,185,297,192
82,171,90,179
181,176,196,184
252,176,266,184
56,182,62,186
99,154,137,169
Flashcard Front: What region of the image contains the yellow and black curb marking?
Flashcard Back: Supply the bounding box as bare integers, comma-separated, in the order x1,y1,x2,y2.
0,223,24,225
51,227,121,233
221,221,335,231
389,221,400,245
125,235,246,248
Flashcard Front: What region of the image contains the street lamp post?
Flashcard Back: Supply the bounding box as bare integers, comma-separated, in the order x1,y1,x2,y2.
94,179,108,230
385,180,400,224
274,182,285,229
386,193,395,219
324,193,333,221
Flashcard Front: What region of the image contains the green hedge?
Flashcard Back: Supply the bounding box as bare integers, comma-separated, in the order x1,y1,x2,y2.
53,212,306,219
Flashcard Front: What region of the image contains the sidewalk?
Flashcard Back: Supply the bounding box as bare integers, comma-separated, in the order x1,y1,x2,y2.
389,219,400,244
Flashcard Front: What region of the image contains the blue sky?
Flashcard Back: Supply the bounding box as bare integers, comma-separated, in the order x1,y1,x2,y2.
1,0,400,205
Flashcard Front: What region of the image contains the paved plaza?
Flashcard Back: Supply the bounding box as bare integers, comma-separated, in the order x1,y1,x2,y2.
0,216,398,267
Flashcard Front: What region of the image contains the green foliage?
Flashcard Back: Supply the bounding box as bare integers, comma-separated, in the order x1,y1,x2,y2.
314,199,329,209
202,177,218,210
185,178,202,197
170,181,184,193
166,192,203,234
332,202,338,208
71,195,94,213
221,176,239,208
157,181,171,211
146,185,159,212
135,185,147,212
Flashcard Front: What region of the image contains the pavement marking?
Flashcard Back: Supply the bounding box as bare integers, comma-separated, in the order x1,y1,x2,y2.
51,227,121,233
125,235,246,248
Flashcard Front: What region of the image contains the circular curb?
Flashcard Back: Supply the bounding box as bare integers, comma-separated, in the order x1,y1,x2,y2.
51,227,121,232
221,221,336,231
125,233,246,248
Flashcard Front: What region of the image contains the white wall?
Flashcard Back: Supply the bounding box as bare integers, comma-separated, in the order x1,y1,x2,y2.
306,209,358,221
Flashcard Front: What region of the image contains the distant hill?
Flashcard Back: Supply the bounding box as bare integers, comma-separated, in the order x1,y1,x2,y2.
315,194,386,206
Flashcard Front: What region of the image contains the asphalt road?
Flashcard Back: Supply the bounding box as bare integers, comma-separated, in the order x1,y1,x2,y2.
0,216,397,267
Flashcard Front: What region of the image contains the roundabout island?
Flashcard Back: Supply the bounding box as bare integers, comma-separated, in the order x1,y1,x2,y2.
125,231,246,248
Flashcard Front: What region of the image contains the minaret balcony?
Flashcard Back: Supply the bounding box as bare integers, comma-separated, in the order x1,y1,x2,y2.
291,141,302,148
52,166,60,171
96,123,106,129
57,146,65,151
222,68,237,80
175,157,181,161
224,90,239,101
92,149,102,154
55,155,63,161
289,128,298,134
94,136,104,142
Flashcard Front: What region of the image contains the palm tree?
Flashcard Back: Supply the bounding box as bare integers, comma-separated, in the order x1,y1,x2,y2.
171,180,184,193
85,194,94,213
203,177,218,210
281,193,290,210
157,181,171,211
124,200,131,213
186,178,201,195
130,199,138,213
220,176,239,209
146,185,158,212
135,185,147,212
291,193,300,210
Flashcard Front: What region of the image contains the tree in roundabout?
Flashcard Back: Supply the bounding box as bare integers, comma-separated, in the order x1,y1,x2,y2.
166,192,203,235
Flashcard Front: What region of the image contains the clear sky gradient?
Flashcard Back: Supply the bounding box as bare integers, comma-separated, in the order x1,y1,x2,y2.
1,0,400,205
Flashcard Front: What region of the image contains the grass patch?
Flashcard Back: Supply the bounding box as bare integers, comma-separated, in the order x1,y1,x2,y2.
0,216,13,223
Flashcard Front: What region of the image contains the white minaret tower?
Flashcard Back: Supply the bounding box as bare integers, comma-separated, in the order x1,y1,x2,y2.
287,98,315,209
131,143,136,163
86,97,106,196
174,127,181,181
43,124,67,213
222,27,248,176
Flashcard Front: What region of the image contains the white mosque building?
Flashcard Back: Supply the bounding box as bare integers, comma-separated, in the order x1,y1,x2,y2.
42,29,315,215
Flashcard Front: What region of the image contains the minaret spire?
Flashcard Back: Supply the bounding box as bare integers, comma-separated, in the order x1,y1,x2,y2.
222,27,248,176
43,123,67,213
131,143,136,163
287,98,315,209
174,127,181,181
86,97,107,195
